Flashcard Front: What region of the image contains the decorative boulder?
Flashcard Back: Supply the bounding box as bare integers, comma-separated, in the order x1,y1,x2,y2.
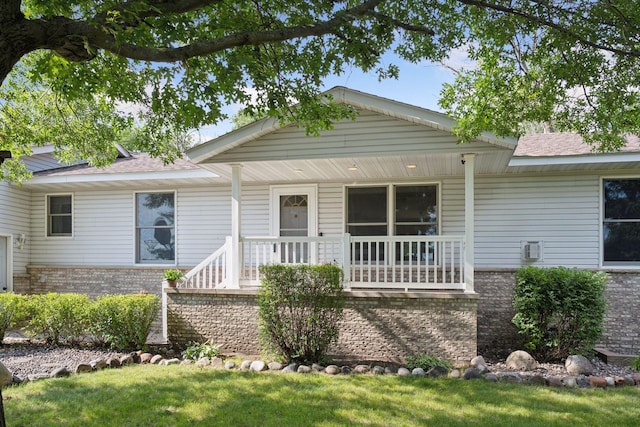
50,367,71,378
463,367,482,380
411,368,426,377
297,365,312,374
150,355,164,365
427,366,449,378
90,359,108,370
505,350,538,371
397,367,411,377
75,363,93,374
325,365,340,375
565,355,594,375
249,360,266,372
0,362,13,386
268,362,283,371
372,366,385,375
139,353,154,364
224,360,236,370
240,360,252,371
470,356,488,373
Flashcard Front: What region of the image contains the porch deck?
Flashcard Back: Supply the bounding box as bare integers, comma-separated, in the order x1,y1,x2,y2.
182,234,466,291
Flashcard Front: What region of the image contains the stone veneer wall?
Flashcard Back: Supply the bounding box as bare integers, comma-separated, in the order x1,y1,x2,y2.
23,265,170,298
166,289,478,363
475,269,640,356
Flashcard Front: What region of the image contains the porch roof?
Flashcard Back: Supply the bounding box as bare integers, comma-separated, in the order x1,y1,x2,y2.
187,86,517,181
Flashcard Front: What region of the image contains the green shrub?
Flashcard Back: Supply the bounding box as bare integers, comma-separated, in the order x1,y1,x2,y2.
0,292,28,341
405,354,453,372
258,264,344,364
89,294,160,350
512,266,607,362
25,293,91,345
632,353,640,371
182,340,222,361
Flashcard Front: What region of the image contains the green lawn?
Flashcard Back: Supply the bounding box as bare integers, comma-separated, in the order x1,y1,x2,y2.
4,364,640,426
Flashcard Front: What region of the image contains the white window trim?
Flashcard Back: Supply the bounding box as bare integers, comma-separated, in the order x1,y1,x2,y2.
269,184,318,237
343,181,442,236
133,190,178,266
45,193,74,239
600,176,640,268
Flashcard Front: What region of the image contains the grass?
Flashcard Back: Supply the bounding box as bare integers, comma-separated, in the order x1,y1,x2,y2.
3,364,640,426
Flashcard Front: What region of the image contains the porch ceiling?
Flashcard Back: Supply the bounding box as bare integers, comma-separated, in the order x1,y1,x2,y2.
197,151,514,183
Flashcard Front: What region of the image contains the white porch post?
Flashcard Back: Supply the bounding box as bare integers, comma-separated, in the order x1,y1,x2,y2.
230,164,242,288
463,153,476,293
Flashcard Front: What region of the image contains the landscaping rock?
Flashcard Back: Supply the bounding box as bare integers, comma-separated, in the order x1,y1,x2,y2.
588,376,607,389
527,375,547,386
448,369,461,379
181,359,194,366
312,363,325,372
470,356,488,373
195,357,211,367
0,362,13,386
325,365,340,375
565,355,594,375
563,376,578,388
75,363,93,374
129,352,141,363
547,376,564,388
282,364,298,373
576,376,591,388
139,353,153,364
210,357,224,368
268,362,283,371
505,351,538,371
372,366,385,375
397,367,411,377
224,360,236,370
161,358,181,366
484,373,498,382
623,376,636,386
384,366,398,375
150,355,164,365
497,372,523,383
412,368,426,376
632,373,640,384
250,360,267,372
297,365,312,374
240,360,252,371
119,355,134,365
340,366,352,375
90,359,108,370
12,374,24,384
353,365,370,374
605,377,615,387
427,366,449,378
463,367,483,380
50,367,71,378
106,357,121,368
27,373,50,382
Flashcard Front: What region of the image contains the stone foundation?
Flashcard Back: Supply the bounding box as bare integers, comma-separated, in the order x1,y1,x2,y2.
166,289,478,363
475,269,640,356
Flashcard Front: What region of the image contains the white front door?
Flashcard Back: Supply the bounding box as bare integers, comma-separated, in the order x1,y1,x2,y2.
0,236,8,292
270,185,318,263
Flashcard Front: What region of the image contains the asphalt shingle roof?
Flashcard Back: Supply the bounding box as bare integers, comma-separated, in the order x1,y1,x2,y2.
514,133,640,157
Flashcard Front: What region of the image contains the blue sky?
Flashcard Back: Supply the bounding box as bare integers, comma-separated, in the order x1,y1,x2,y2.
196,55,459,142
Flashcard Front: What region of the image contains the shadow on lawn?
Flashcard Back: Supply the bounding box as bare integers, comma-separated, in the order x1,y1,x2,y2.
5,367,640,427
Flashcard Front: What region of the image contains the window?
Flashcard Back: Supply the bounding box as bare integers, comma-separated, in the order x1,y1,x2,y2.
136,192,175,264
47,195,72,236
346,184,439,261
603,178,640,264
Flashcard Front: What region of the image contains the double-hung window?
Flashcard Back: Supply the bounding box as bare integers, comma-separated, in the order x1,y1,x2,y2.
47,194,73,237
136,192,175,264
603,178,640,264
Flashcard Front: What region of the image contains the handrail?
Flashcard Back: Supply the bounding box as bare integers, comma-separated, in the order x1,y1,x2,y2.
182,237,230,289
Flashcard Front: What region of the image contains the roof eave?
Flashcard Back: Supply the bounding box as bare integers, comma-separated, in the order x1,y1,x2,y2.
509,152,640,168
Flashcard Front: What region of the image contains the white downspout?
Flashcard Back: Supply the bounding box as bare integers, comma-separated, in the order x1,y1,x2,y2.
463,153,475,294
230,164,242,288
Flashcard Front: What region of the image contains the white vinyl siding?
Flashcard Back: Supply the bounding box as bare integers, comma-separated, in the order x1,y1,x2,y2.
0,183,30,274
475,174,600,268
210,110,505,163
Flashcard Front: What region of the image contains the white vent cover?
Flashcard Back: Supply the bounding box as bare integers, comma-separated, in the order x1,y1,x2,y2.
521,241,543,261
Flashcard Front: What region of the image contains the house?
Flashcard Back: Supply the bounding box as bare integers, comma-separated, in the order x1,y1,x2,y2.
1,87,639,362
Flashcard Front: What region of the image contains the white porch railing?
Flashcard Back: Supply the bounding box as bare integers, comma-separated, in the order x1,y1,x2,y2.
181,234,465,291
182,236,231,289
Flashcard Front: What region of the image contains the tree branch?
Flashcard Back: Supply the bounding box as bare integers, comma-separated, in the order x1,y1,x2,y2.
84,0,385,62
455,0,640,57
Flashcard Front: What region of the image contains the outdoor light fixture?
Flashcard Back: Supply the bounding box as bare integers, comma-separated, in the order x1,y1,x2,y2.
406,164,417,169
15,233,26,250
348,164,359,171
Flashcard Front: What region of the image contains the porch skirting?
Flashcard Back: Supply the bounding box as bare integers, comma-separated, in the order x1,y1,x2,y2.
165,289,478,364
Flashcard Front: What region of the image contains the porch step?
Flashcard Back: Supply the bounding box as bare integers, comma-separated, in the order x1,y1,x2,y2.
594,347,638,367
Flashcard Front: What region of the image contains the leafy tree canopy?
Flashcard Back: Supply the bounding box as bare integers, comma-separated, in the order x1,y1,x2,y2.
0,0,639,181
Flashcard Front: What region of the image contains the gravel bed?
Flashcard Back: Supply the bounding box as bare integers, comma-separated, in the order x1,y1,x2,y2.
1,339,130,379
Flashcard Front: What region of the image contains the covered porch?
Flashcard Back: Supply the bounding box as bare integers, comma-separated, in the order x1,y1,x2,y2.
181,87,517,294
